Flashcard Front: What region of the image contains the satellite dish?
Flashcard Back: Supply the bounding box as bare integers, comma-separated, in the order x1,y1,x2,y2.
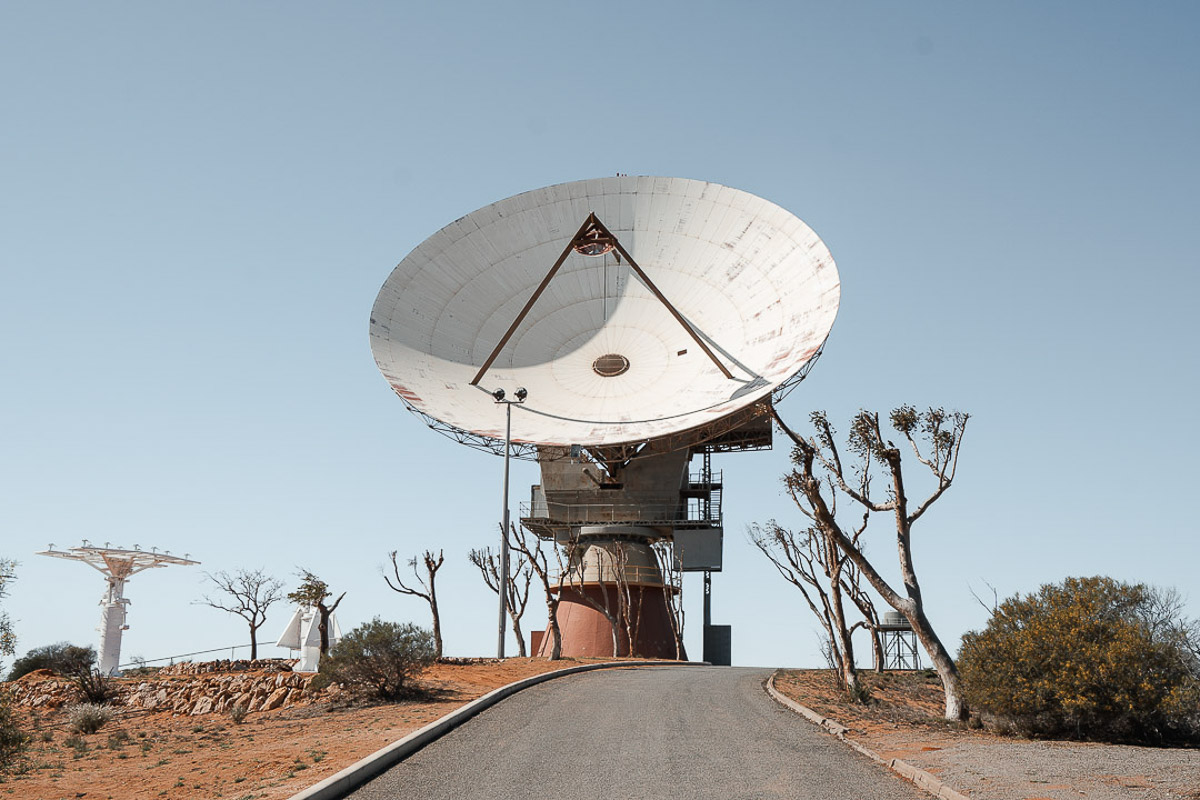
370,176,842,660
370,176,839,451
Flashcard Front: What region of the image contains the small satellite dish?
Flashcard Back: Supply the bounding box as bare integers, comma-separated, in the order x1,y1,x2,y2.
370,176,839,450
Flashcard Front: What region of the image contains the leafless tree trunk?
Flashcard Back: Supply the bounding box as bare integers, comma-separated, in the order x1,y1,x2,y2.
508,523,565,659
771,405,970,720
201,568,285,660
749,521,864,692
469,546,534,657
611,542,644,656
384,549,445,658
561,536,622,656
315,594,345,656
843,563,884,672
652,541,686,660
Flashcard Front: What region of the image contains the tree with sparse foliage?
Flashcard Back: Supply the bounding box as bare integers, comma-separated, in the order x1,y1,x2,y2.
7,642,95,681
287,570,345,656
0,559,28,772
960,576,1200,743
317,618,437,700
383,550,444,658
508,523,565,659
750,520,874,695
0,560,16,675
0,691,28,772
771,405,969,720
468,546,533,657
201,568,285,660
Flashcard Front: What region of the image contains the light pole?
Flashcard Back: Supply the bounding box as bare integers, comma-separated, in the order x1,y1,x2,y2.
493,386,527,658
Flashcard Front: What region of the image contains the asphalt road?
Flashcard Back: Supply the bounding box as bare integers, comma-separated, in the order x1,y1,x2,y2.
346,665,928,800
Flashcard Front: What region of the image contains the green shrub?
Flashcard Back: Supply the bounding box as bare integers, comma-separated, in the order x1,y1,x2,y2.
67,703,113,735
0,690,29,772
317,618,437,700
959,576,1200,744
7,642,95,681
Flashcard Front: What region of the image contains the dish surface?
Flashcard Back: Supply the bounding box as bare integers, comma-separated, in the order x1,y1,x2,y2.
369,176,840,446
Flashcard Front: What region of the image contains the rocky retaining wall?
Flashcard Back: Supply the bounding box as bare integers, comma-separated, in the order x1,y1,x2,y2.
4,663,337,716
153,658,294,676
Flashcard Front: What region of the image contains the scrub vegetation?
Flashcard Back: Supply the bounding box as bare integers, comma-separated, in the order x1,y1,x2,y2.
959,576,1200,744
313,618,437,700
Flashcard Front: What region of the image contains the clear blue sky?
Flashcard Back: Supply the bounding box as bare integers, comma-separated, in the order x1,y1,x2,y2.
2,2,1197,669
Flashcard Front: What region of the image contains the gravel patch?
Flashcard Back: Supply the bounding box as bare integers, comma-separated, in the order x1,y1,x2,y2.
770,669,1200,800
903,737,1200,800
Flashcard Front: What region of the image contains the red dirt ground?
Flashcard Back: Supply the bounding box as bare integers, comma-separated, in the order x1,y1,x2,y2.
1,658,596,800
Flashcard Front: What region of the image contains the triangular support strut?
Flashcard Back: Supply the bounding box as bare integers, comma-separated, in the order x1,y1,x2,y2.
470,213,734,387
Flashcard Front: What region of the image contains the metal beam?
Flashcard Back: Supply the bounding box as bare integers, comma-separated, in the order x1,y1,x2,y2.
470,214,601,387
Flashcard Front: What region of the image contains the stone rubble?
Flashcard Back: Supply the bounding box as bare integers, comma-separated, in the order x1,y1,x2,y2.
3,660,339,716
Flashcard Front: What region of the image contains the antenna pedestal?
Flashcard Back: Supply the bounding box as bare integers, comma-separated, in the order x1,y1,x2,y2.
534,528,682,659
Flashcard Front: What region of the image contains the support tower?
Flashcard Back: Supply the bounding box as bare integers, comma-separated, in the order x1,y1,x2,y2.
38,544,199,675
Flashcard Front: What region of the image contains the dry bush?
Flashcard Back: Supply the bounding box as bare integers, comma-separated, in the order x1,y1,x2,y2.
7,642,95,681
959,576,1200,744
75,669,118,704
67,703,113,735
315,618,436,700
0,690,29,772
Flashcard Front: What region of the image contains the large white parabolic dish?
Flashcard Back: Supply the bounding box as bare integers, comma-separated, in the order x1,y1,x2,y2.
370,176,839,447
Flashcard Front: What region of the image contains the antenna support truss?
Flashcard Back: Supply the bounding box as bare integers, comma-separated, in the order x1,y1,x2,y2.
38,544,199,676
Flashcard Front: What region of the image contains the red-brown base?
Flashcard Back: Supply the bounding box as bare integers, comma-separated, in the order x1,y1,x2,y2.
534,584,686,659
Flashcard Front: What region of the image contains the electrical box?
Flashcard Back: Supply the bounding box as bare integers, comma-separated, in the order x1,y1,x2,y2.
673,527,723,572
703,624,732,666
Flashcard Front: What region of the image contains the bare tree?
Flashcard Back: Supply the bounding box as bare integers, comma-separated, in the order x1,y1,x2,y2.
843,560,885,672
750,520,868,692
771,405,970,720
561,537,622,657
652,542,686,660
287,570,345,656
383,550,445,658
201,568,284,660
611,542,645,657
508,523,565,660
468,546,533,657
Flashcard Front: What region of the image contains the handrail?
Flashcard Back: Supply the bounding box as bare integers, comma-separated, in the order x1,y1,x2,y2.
520,500,720,524
551,563,683,588
119,642,257,669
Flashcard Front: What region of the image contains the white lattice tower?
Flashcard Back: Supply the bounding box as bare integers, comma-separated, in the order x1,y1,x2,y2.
37,543,199,675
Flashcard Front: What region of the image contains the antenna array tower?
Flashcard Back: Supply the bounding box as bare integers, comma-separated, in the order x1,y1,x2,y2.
38,545,199,675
